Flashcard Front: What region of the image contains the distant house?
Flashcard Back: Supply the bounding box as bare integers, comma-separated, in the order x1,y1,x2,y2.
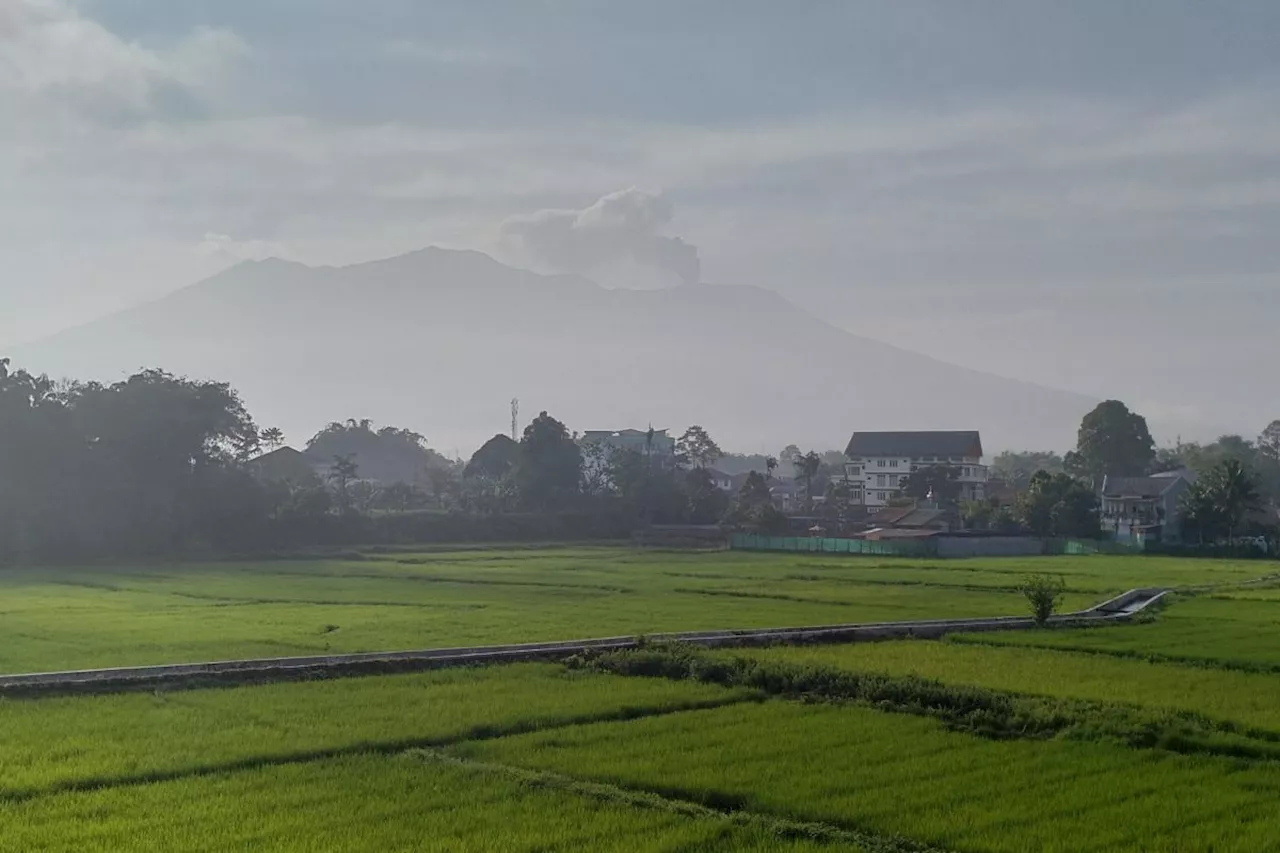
580,429,676,459
844,431,987,509
1100,470,1194,544
250,447,321,486
726,471,798,511
858,527,943,542
865,504,956,532
983,478,1020,510
704,468,735,491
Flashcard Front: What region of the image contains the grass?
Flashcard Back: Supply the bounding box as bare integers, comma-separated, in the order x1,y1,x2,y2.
459,699,1280,853
954,594,1280,671
0,547,1183,673
0,663,749,798
733,638,1280,734
0,753,842,853
5,547,1280,851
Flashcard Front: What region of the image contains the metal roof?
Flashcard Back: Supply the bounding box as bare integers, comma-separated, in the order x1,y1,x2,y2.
845,431,983,459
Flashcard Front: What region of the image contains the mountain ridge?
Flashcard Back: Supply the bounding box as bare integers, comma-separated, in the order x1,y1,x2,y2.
12,247,1099,454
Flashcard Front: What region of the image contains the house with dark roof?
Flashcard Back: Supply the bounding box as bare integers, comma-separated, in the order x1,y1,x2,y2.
1100,469,1194,544
843,431,987,509
865,504,956,531
704,468,735,492
580,429,676,458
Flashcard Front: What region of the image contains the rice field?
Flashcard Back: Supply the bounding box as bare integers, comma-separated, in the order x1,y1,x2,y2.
0,548,1164,673
3,546,1279,851
954,594,1280,670
732,638,1280,732
459,700,1280,853
0,664,747,797
0,753,838,853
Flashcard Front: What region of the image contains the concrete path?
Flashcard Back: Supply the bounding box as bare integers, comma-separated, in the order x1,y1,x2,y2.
0,588,1167,694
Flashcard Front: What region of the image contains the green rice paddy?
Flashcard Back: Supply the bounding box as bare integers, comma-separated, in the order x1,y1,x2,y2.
2,546,1278,851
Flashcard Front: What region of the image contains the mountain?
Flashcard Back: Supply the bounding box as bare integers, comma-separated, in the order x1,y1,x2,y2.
10,247,1098,454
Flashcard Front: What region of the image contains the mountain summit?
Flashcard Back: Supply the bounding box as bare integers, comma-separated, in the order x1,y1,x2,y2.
12,248,1095,453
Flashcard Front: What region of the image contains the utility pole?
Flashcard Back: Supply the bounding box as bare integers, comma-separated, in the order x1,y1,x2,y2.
510,398,519,441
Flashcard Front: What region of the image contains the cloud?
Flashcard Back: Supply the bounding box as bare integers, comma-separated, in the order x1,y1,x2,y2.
195,232,286,262
0,0,246,120
501,188,701,284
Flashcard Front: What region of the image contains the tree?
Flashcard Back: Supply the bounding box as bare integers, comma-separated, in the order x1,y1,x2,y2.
259,427,285,453
1015,471,1100,538
306,420,448,485
765,456,778,481
328,454,359,514
676,425,723,470
898,465,962,502
1067,400,1155,483
465,434,520,479
515,411,583,510
990,451,1064,488
373,481,428,512
723,471,787,534
0,362,270,561
1186,458,1262,543
792,450,822,510
684,467,729,524
1260,420,1280,461
1156,433,1280,506
1179,481,1222,545
820,478,859,534
1020,574,1066,626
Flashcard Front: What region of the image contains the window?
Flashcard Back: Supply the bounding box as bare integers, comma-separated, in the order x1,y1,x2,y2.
889,459,899,468
876,474,886,486
877,459,886,467
876,491,886,501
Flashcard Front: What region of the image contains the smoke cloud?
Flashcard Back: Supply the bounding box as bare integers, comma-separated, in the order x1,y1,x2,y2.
501,188,701,284
195,232,286,262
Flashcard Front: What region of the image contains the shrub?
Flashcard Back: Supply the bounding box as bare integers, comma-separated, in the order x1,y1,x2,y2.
1020,573,1066,626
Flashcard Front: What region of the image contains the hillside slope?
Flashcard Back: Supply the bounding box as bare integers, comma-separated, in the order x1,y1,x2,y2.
11,248,1097,453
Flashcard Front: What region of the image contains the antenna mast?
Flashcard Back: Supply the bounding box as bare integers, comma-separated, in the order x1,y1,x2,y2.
510,398,519,440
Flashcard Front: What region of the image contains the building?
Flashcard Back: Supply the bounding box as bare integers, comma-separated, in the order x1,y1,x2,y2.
579,429,676,459
1100,470,1194,544
844,431,987,509
704,468,735,492
864,504,956,532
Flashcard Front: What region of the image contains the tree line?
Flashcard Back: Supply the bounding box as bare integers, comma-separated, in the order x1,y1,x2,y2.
2,355,1275,562
986,401,1279,543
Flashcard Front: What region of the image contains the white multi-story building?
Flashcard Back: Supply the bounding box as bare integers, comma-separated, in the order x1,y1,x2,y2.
844,431,987,509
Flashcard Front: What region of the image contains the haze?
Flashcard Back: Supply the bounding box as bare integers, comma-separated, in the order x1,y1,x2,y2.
4,1,1278,452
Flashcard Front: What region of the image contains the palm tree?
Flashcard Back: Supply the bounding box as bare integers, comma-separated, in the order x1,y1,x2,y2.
1179,482,1219,545
1208,459,1261,542
793,451,822,511
259,427,285,453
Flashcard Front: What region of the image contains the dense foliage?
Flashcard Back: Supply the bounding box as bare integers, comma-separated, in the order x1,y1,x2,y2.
0,360,266,562
1064,400,1155,482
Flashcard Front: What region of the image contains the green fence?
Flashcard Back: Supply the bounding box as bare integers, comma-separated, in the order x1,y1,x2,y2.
730,534,1146,558
728,533,938,557
1044,538,1144,556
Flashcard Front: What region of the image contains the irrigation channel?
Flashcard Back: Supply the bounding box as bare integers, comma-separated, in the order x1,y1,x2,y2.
0,588,1168,695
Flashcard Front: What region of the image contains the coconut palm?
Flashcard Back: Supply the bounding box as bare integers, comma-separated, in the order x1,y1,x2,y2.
1208,459,1262,541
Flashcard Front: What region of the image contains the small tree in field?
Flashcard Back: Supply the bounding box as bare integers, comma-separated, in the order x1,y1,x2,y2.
1021,574,1065,626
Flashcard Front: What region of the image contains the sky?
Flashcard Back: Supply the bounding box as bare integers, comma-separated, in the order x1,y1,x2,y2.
3,1,1278,442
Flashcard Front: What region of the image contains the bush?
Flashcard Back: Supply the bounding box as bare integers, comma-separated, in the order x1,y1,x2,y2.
1020,573,1066,626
